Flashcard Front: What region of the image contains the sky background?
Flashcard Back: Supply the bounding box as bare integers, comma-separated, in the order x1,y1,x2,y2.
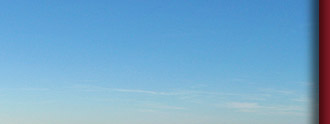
0,0,313,124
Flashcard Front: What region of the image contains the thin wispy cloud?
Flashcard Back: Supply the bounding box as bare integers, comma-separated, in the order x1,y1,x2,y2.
228,102,262,109
70,85,245,97
68,84,308,117
259,88,295,95
227,102,306,116
140,102,187,110
113,89,180,95
0,87,50,92
18,88,50,91
69,85,286,104
149,104,186,110
70,85,112,92
292,97,310,103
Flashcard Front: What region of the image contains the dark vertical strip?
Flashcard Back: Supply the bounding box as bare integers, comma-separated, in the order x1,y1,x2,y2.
312,0,319,124
319,0,328,124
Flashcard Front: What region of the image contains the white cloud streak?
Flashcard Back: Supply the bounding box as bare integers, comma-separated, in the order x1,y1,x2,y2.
259,88,295,95
227,102,306,116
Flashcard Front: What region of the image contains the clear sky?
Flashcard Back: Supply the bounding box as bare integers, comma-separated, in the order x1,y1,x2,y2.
0,0,312,124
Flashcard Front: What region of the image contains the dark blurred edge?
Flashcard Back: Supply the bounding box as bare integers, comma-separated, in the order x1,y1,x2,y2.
312,0,319,124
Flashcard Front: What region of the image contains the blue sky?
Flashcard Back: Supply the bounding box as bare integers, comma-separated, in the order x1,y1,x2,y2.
0,0,312,124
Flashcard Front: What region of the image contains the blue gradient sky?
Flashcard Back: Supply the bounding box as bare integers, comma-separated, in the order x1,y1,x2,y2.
0,0,312,124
